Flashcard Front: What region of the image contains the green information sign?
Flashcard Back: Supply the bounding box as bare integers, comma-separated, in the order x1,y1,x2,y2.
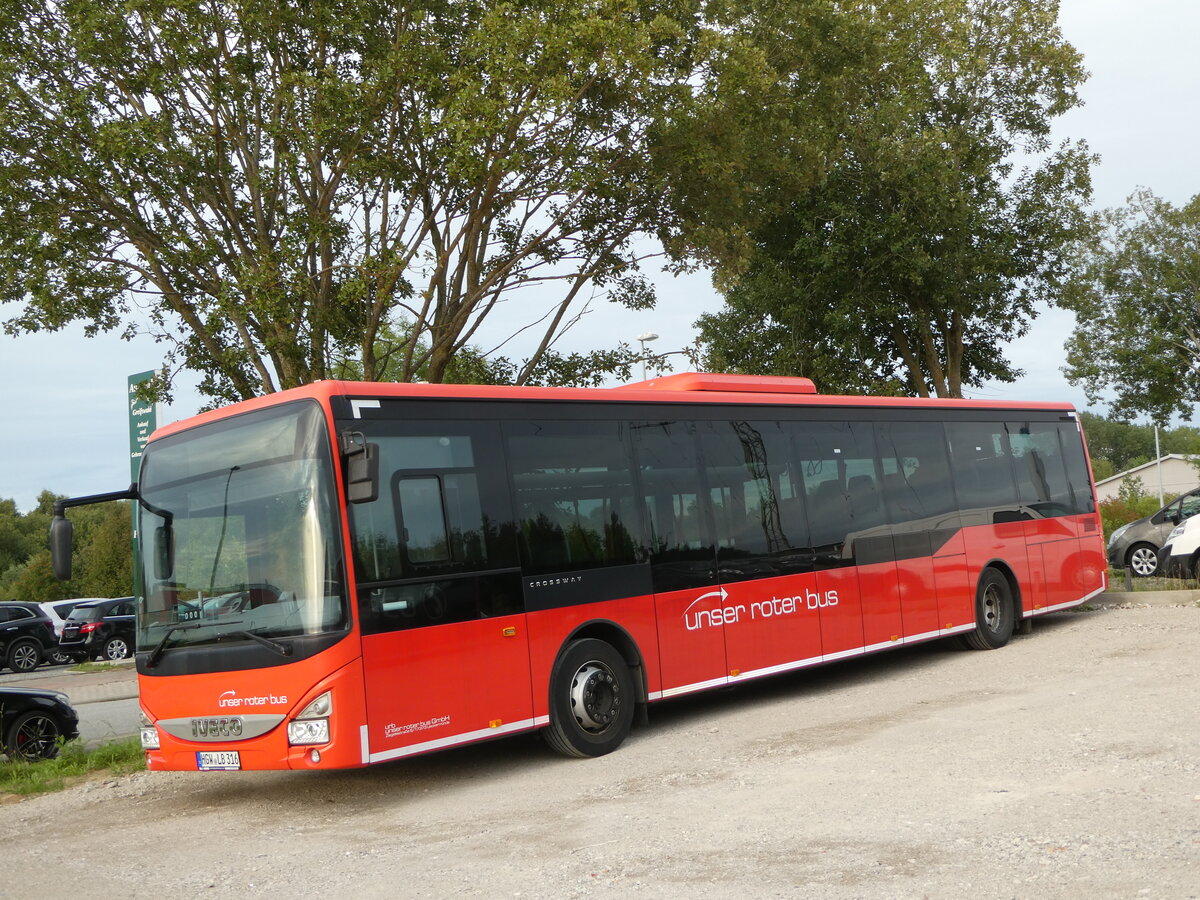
128,370,158,484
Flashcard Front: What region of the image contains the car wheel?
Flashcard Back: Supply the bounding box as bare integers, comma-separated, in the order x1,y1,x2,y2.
1126,543,1160,577
6,638,42,674
47,649,73,666
4,710,64,762
103,636,131,661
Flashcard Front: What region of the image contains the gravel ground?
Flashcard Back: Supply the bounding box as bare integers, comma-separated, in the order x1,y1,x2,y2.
6,603,1199,900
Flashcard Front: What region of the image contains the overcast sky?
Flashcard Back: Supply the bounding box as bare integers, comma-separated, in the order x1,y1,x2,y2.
1,0,1196,513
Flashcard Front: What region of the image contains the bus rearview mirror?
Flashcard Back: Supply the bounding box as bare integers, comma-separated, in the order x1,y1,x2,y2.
342,433,379,504
50,515,73,581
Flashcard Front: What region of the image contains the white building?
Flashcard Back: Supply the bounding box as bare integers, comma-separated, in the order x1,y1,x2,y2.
1094,454,1199,503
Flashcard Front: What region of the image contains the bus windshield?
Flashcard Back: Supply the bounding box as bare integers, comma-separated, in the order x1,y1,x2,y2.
136,400,347,660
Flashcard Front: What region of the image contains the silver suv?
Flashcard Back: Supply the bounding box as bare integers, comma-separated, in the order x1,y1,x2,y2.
1107,488,1200,576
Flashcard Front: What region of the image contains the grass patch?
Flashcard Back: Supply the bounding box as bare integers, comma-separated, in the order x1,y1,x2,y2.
68,661,127,674
1107,568,1200,592
0,737,145,797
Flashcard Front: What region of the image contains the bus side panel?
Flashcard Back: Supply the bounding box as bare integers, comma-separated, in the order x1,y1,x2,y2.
932,529,972,631
361,614,533,758
655,585,729,694
854,560,902,648
893,549,941,640
721,572,823,676
1075,518,1108,597
1022,517,1077,612
524,594,662,719
816,565,868,654
961,519,1035,613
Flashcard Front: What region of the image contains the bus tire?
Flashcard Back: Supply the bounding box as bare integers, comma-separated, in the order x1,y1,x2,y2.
544,638,635,759
962,568,1016,651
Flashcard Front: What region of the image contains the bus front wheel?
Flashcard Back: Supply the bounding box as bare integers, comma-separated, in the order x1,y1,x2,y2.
962,568,1016,651
544,638,635,759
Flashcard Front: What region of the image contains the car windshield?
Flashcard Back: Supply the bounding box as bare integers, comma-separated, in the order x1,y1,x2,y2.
136,400,348,656
66,606,102,623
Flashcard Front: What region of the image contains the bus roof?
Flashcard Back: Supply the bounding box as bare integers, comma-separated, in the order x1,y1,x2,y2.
149,374,1077,442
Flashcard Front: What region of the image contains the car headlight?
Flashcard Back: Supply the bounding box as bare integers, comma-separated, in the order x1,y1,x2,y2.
287,691,332,746
139,708,160,750
1107,523,1131,547
1167,523,1186,542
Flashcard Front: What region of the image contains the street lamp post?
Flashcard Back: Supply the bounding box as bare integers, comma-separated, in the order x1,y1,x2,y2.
636,332,659,381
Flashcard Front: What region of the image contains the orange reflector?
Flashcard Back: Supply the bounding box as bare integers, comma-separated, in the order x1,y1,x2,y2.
891,635,900,642
489,719,502,729
501,626,517,637
730,669,740,677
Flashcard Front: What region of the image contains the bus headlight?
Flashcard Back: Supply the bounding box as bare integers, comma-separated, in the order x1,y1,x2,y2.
139,708,160,750
287,691,332,746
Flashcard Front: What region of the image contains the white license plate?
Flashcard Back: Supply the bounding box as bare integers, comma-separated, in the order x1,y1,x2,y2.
196,751,241,771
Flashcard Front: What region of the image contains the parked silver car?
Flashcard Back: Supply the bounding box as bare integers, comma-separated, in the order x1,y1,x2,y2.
1107,488,1200,576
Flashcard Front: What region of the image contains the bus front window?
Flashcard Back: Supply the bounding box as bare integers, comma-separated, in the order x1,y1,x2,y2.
136,401,348,666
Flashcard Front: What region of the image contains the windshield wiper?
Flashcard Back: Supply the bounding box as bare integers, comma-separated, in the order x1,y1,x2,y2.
219,629,293,659
145,621,207,669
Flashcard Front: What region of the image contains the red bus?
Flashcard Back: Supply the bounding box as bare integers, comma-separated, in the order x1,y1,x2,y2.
52,373,1107,770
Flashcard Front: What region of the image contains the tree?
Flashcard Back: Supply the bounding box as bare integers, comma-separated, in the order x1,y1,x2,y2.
0,0,763,404
73,503,134,598
1063,189,1200,423
698,0,1094,397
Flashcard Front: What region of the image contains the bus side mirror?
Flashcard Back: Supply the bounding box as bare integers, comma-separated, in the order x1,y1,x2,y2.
154,525,174,580
50,515,74,581
341,432,379,504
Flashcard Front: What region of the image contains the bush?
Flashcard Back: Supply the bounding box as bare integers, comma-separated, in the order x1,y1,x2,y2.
1099,493,1168,542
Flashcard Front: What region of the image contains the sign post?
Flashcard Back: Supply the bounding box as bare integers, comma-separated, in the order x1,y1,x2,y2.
128,370,159,484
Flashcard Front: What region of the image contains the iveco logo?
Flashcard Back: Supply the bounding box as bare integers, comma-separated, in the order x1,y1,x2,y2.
191,717,244,739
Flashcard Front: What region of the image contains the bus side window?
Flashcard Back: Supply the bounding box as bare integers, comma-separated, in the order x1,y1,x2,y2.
631,420,714,591
794,421,881,564
698,419,812,579
945,421,1020,517
875,421,956,524
1008,422,1074,515
504,420,642,576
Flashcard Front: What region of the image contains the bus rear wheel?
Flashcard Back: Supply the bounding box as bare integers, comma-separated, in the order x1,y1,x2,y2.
544,638,635,759
962,568,1016,651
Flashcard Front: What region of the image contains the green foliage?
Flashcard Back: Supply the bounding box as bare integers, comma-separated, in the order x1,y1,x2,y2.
698,0,1094,397
0,737,144,796
1117,476,1148,505
0,0,767,402
1098,494,1166,543
1063,189,1200,423
1079,411,1200,480
0,496,132,603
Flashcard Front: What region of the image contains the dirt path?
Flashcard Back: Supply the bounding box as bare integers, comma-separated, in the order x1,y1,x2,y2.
7,604,1199,899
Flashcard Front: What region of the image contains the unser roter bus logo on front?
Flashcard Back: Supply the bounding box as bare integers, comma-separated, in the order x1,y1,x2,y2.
682,587,839,632
217,690,289,708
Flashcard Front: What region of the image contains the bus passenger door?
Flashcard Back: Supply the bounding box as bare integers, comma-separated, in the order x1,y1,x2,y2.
359,574,532,759
342,416,532,762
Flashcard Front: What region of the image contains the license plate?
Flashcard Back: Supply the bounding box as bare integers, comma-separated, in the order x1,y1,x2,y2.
196,751,241,771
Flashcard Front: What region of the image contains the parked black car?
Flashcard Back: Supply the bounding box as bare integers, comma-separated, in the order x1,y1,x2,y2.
0,686,80,761
58,597,136,662
0,601,58,674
